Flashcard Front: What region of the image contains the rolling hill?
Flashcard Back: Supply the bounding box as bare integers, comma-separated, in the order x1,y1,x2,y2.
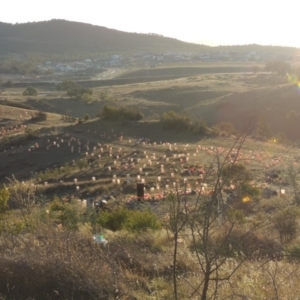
0,19,208,57
0,19,299,60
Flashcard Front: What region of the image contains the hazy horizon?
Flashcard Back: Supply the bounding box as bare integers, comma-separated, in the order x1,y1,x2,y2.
2,0,300,48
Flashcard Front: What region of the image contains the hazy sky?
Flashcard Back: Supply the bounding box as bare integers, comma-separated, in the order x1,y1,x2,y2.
2,0,300,47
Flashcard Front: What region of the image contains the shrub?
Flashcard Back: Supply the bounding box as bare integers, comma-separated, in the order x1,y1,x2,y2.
214,121,236,135
24,129,39,140
84,113,90,121
50,198,81,231
191,120,208,135
98,207,130,231
56,79,79,91
23,86,37,96
160,111,191,131
99,90,110,101
221,163,251,186
82,93,93,104
160,111,208,135
67,87,93,98
126,210,161,232
99,105,143,121
98,207,160,232
31,110,47,121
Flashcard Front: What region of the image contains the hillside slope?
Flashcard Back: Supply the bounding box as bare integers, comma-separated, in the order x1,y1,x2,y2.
0,20,207,56
0,20,299,59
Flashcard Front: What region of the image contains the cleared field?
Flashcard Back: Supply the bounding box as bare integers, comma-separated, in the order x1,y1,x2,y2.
116,64,258,79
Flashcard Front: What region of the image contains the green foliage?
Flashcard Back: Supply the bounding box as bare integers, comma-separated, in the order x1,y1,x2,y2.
98,90,110,101
56,79,79,91
190,120,208,135
50,198,80,231
83,113,90,121
160,111,208,135
82,93,93,104
59,206,80,231
100,105,144,121
56,79,93,98
0,188,9,215
67,87,93,98
49,198,65,211
126,210,161,232
24,129,40,140
222,163,251,185
239,182,260,199
160,111,191,131
22,86,37,96
98,207,160,232
31,111,47,121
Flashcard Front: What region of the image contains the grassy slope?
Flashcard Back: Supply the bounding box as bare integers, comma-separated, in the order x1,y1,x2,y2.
1,71,300,298
0,71,299,189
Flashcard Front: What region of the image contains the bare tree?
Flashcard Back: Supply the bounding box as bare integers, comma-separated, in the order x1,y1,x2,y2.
168,128,277,299
165,187,189,300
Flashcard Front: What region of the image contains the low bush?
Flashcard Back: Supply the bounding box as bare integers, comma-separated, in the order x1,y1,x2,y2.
23,86,37,96
160,110,208,135
98,207,161,232
67,87,93,98
50,199,81,231
31,111,47,121
99,105,144,121
160,111,191,131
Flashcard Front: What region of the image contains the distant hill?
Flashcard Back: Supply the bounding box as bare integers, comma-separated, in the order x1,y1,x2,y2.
0,19,208,58
0,20,299,60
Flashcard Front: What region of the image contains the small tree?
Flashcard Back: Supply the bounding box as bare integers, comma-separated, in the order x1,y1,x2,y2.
23,86,37,96
84,113,90,121
56,79,79,91
169,128,275,299
82,93,93,104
